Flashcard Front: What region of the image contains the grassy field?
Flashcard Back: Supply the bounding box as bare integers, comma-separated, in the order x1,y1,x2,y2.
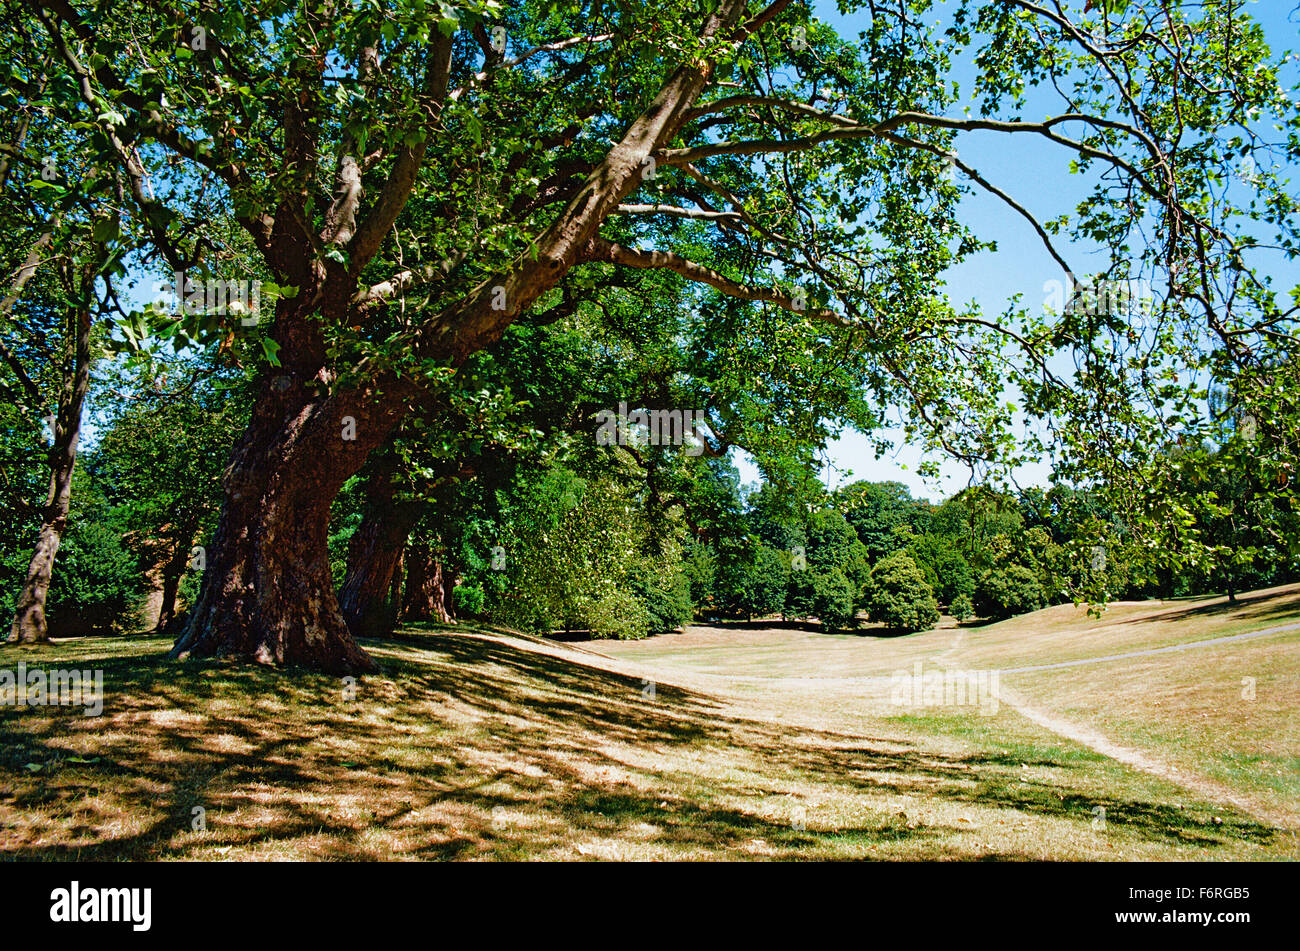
0,585,1296,860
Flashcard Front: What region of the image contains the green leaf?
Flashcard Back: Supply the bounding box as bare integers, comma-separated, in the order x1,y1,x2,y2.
92,214,120,244
260,338,282,367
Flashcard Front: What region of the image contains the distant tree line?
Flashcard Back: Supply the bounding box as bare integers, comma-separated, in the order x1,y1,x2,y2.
8,359,1295,640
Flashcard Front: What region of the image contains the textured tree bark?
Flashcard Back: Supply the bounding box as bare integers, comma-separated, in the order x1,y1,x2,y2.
402,545,430,621
338,462,422,638
154,529,198,633
389,549,405,618
169,365,405,674
402,543,455,624
8,305,91,644
441,559,457,623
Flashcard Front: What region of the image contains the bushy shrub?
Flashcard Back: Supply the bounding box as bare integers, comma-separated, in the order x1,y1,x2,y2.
844,538,872,595
713,540,789,620
949,593,974,622
452,584,486,617
629,562,694,634
934,553,975,604
805,510,857,572
811,568,858,631
974,564,1047,619
681,539,716,614
907,534,975,604
865,552,939,633
584,587,651,640
178,553,203,608
487,469,648,635
712,542,756,617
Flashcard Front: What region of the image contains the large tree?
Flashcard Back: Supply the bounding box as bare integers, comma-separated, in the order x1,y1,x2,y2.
5,0,1295,671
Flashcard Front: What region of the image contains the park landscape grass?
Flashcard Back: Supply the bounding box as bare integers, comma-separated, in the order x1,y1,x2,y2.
0,584,1297,861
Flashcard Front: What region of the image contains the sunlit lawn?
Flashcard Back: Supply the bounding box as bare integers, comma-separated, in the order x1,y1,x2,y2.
0,599,1294,860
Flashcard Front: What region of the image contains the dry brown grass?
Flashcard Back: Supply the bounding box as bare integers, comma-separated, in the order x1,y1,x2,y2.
595,583,1300,841
1,588,1296,861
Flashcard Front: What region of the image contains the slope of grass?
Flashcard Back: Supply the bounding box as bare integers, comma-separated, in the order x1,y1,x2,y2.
952,583,1300,670
595,583,1300,840
597,584,1300,679
0,612,1294,860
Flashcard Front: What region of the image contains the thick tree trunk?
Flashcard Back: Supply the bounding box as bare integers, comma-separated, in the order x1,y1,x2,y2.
442,560,457,623
402,545,430,620
338,463,422,638
402,543,454,624
169,368,404,674
8,306,91,645
389,550,405,616
154,532,197,633
342,445,477,633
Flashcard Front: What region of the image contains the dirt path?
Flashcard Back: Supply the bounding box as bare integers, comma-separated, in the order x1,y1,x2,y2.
934,619,1298,830
407,619,1298,832
926,619,1299,829
991,683,1297,831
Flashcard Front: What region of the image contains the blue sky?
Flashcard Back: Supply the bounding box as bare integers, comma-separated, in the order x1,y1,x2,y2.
733,0,1300,503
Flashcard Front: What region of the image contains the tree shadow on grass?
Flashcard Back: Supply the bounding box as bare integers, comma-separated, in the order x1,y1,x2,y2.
847,626,919,639
0,631,1284,860
1110,588,1300,630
